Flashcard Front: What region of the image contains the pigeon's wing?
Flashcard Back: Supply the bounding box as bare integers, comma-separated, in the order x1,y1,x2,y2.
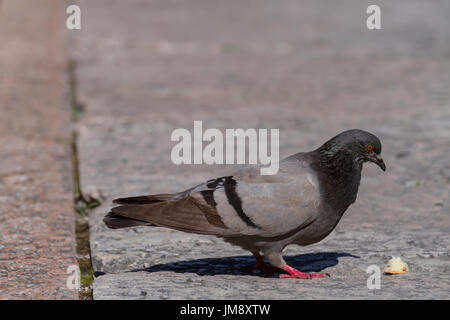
105,157,320,238
105,181,238,235
209,158,321,238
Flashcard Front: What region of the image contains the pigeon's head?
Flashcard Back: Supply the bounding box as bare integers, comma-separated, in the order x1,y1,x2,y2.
318,129,386,171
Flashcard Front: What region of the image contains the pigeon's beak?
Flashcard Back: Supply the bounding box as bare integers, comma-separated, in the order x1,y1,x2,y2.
368,153,386,171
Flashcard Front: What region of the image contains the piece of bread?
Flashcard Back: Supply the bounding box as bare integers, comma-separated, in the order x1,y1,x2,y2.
384,257,409,275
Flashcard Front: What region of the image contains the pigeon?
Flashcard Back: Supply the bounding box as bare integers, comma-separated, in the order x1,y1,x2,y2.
104,129,386,279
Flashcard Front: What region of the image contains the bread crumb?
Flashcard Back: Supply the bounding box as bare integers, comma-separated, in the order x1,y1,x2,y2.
384,257,409,275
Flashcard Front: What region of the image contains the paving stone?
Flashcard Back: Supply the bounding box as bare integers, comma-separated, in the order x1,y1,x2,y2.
93,230,450,300
71,0,450,299
0,1,78,299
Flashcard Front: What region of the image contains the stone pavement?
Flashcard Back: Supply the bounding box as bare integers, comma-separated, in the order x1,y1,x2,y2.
0,1,78,299
70,1,450,299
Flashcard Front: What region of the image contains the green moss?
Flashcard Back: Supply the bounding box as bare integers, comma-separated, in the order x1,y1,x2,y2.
77,257,93,275
69,59,99,300
80,274,93,286
76,256,94,300
74,217,96,300
78,286,93,300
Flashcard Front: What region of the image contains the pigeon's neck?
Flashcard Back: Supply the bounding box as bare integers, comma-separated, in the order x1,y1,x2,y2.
310,148,363,214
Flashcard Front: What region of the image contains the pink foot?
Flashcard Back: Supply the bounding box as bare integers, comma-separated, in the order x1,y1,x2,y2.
280,265,329,279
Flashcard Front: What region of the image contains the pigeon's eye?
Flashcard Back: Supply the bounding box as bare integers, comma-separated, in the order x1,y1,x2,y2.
366,144,374,151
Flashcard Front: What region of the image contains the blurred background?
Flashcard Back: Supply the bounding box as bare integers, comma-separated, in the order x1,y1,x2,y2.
0,0,449,299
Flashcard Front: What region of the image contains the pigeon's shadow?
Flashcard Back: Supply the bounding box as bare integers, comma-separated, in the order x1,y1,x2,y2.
130,252,359,277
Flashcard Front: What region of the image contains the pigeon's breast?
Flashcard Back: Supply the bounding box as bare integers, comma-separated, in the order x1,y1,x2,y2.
290,166,363,245
292,206,344,245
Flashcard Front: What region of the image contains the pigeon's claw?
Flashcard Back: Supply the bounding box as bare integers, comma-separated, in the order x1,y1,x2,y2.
280,265,329,279
247,253,279,274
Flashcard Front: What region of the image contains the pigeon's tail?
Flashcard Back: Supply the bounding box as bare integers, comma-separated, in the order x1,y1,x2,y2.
112,194,176,205
103,213,152,229
104,193,231,236
104,194,175,229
